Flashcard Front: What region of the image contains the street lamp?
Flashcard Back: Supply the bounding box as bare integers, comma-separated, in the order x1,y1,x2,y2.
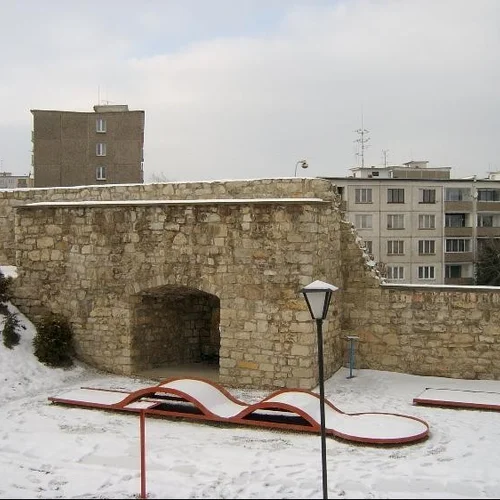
294,159,309,177
300,279,339,500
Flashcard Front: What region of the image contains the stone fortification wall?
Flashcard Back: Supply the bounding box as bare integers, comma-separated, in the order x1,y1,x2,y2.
340,221,500,380
0,178,336,263
5,177,500,386
10,178,344,389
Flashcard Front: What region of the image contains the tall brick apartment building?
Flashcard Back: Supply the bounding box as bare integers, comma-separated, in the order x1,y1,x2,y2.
31,105,145,187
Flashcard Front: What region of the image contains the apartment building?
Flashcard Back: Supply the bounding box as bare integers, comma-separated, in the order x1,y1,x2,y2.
0,172,32,189
326,161,500,285
31,104,145,187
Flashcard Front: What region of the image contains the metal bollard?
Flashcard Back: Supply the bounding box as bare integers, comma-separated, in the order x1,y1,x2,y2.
346,336,359,379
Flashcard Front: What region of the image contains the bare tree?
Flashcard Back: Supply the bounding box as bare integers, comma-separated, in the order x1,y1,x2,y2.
375,260,388,279
147,172,174,183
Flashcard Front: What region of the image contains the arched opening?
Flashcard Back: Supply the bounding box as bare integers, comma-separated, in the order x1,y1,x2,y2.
131,285,220,380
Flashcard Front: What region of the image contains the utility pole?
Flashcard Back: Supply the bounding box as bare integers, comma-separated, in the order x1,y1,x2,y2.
354,112,370,168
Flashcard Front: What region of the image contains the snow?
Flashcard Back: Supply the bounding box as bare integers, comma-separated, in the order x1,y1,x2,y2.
414,388,500,408
1,265,18,278
158,379,247,418
0,177,320,194
381,282,500,290
1,267,500,498
24,197,325,207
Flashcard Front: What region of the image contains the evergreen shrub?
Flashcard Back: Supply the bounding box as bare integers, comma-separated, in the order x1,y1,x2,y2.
33,313,74,367
2,311,21,349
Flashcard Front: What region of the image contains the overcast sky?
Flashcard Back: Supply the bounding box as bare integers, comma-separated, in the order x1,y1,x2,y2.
1,0,499,182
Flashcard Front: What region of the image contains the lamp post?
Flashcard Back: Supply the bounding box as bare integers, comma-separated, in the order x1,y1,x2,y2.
294,159,309,177
300,279,339,500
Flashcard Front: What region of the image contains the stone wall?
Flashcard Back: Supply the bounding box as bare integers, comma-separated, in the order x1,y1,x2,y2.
4,178,500,387
9,178,344,389
340,220,500,380
0,179,337,263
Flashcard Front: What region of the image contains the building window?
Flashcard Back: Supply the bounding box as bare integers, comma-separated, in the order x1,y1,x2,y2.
477,189,500,202
387,266,404,280
445,239,470,252
445,265,462,278
418,214,436,229
364,240,373,255
387,188,405,203
418,240,436,255
355,188,372,204
387,240,404,255
96,118,106,133
445,188,470,201
418,266,435,280
419,189,436,204
387,214,404,229
96,166,106,180
445,213,467,228
354,214,372,229
96,143,107,156
477,215,494,227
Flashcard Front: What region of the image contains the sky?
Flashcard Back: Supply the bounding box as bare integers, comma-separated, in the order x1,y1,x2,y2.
1,266,500,498
1,0,499,183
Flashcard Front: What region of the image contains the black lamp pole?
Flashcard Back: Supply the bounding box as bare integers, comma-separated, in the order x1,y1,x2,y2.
300,279,338,500
316,317,328,500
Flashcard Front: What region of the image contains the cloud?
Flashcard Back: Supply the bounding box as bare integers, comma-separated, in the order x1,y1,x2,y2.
1,0,499,179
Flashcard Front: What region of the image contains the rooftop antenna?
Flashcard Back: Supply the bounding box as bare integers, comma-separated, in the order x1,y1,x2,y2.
354,109,370,168
382,149,389,167
97,85,113,105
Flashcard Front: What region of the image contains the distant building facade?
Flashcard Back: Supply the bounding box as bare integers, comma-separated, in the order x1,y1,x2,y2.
328,161,500,285
31,104,145,187
0,172,32,189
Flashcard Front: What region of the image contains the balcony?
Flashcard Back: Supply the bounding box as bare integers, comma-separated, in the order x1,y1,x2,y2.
444,277,474,285
444,201,473,211
444,227,473,237
476,226,500,237
477,201,500,212
444,252,473,263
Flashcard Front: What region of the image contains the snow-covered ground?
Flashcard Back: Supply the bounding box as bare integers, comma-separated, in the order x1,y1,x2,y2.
1,278,500,498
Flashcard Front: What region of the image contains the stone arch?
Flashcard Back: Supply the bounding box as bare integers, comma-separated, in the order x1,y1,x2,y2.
129,284,221,375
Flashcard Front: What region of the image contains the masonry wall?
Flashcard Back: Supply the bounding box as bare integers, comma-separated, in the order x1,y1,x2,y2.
340,220,500,380
10,178,344,389
0,178,337,263
4,178,500,387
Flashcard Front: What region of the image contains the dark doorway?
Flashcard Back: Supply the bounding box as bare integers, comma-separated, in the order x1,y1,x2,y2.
131,285,220,378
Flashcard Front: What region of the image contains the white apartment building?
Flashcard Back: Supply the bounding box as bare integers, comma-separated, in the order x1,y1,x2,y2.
0,172,32,189
326,161,500,285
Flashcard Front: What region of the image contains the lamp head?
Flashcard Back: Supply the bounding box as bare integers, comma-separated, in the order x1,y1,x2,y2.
300,280,339,320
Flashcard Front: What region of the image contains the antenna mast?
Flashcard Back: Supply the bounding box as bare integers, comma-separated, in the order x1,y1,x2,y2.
382,149,389,167
354,112,370,168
